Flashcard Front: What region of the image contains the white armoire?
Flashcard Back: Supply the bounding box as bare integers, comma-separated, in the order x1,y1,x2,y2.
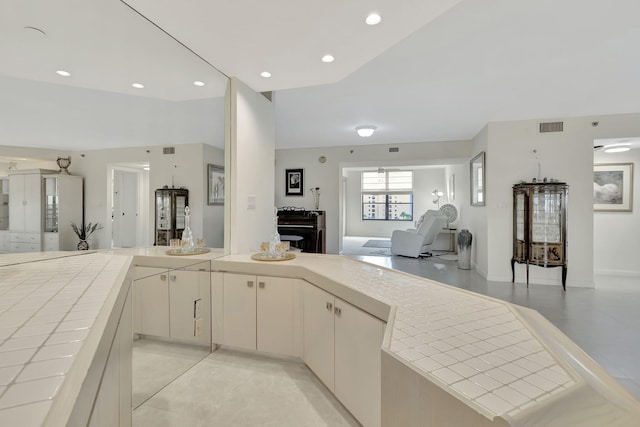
9,169,83,252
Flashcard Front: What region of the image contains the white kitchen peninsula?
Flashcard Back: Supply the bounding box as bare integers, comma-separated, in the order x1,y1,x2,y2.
0,250,639,426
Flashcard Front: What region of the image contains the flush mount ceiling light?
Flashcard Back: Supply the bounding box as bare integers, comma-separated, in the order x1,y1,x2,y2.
260,71,272,78
356,125,377,137
604,143,631,153
56,70,71,77
365,13,382,25
131,83,144,89
193,81,205,87
321,54,335,63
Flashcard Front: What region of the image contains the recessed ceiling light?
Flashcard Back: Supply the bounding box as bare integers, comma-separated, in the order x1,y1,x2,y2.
356,125,377,137
604,143,631,153
260,71,272,78
366,13,382,25
193,81,205,87
56,70,71,77
321,54,335,63
132,83,144,89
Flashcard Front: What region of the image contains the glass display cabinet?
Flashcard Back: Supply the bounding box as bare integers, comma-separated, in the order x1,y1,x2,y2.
154,187,188,246
511,182,568,290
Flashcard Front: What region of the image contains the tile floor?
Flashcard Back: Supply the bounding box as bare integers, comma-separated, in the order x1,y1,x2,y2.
343,236,640,399
133,348,359,427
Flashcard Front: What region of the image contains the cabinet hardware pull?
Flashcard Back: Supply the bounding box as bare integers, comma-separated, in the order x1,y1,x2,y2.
326,302,333,311
160,274,167,281
258,282,265,288
170,275,176,281
247,281,254,288
334,307,341,316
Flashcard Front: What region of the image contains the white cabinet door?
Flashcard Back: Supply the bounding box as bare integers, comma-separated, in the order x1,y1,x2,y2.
169,269,210,344
8,174,25,231
23,173,42,232
257,276,295,356
302,281,335,391
133,267,169,337
335,299,385,427
223,273,256,350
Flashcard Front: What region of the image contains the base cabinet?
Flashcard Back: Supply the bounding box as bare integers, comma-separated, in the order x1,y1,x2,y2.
302,281,385,427
222,273,298,357
133,267,209,344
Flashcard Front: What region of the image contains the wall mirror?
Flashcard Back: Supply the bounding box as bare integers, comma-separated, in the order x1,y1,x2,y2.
0,0,229,410
0,0,229,252
470,151,486,206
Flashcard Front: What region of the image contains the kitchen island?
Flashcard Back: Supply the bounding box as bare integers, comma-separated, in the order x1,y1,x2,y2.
0,250,638,426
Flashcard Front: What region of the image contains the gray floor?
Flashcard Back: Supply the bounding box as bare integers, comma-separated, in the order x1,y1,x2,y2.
343,236,640,399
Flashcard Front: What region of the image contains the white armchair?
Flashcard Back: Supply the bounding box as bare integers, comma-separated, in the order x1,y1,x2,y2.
390,210,448,258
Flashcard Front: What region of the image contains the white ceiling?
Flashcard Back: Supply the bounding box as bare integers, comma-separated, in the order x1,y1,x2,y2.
125,0,640,149
2,0,640,153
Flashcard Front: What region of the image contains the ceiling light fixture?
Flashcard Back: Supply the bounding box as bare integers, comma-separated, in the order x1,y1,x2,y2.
260,71,272,78
356,125,377,137
365,13,382,25
132,83,144,89
321,54,335,63
604,143,631,153
56,70,71,77
193,81,205,87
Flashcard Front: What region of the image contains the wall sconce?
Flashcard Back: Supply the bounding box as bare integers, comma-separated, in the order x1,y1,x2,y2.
432,188,444,208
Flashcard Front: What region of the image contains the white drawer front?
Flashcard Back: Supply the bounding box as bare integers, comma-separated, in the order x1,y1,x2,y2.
44,233,59,251
11,243,41,252
10,232,41,243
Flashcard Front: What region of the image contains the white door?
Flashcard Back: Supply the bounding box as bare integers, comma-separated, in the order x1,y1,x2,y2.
113,170,138,247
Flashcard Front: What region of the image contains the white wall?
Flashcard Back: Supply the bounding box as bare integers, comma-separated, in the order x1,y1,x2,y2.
468,125,488,277
228,78,276,253
483,114,640,288
72,143,215,249
594,148,640,284
275,140,472,253
344,167,447,237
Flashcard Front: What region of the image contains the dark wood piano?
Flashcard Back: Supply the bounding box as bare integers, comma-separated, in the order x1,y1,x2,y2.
277,209,326,253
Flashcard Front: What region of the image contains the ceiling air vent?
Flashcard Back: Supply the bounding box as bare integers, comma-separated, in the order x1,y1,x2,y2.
539,122,563,133
163,147,175,155
388,147,399,153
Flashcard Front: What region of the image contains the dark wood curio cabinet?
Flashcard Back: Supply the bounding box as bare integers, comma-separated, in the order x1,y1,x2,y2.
511,182,568,290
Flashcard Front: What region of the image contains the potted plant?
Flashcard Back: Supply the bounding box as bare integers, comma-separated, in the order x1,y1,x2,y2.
71,222,102,250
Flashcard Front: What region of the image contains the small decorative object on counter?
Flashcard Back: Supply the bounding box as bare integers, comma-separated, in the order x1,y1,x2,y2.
71,221,101,250
180,206,196,253
457,229,472,270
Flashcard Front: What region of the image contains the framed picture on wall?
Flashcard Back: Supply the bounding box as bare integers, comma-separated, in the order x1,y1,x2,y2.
208,164,225,205
285,168,304,196
593,163,633,212
470,151,485,206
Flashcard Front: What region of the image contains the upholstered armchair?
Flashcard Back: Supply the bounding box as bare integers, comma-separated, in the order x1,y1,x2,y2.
390,210,448,258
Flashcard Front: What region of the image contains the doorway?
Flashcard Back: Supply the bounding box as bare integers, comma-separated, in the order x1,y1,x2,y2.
109,164,150,248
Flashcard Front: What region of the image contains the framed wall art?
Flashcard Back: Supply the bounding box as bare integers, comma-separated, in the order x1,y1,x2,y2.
208,164,225,205
593,163,633,212
470,151,485,206
285,168,304,196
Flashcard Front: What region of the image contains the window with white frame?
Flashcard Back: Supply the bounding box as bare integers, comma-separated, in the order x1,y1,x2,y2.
361,170,413,220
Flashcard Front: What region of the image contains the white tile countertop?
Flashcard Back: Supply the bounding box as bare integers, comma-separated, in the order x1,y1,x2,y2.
213,253,640,425
1,250,639,426
0,252,132,425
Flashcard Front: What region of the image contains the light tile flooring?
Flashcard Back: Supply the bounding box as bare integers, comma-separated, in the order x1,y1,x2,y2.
133,347,359,427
